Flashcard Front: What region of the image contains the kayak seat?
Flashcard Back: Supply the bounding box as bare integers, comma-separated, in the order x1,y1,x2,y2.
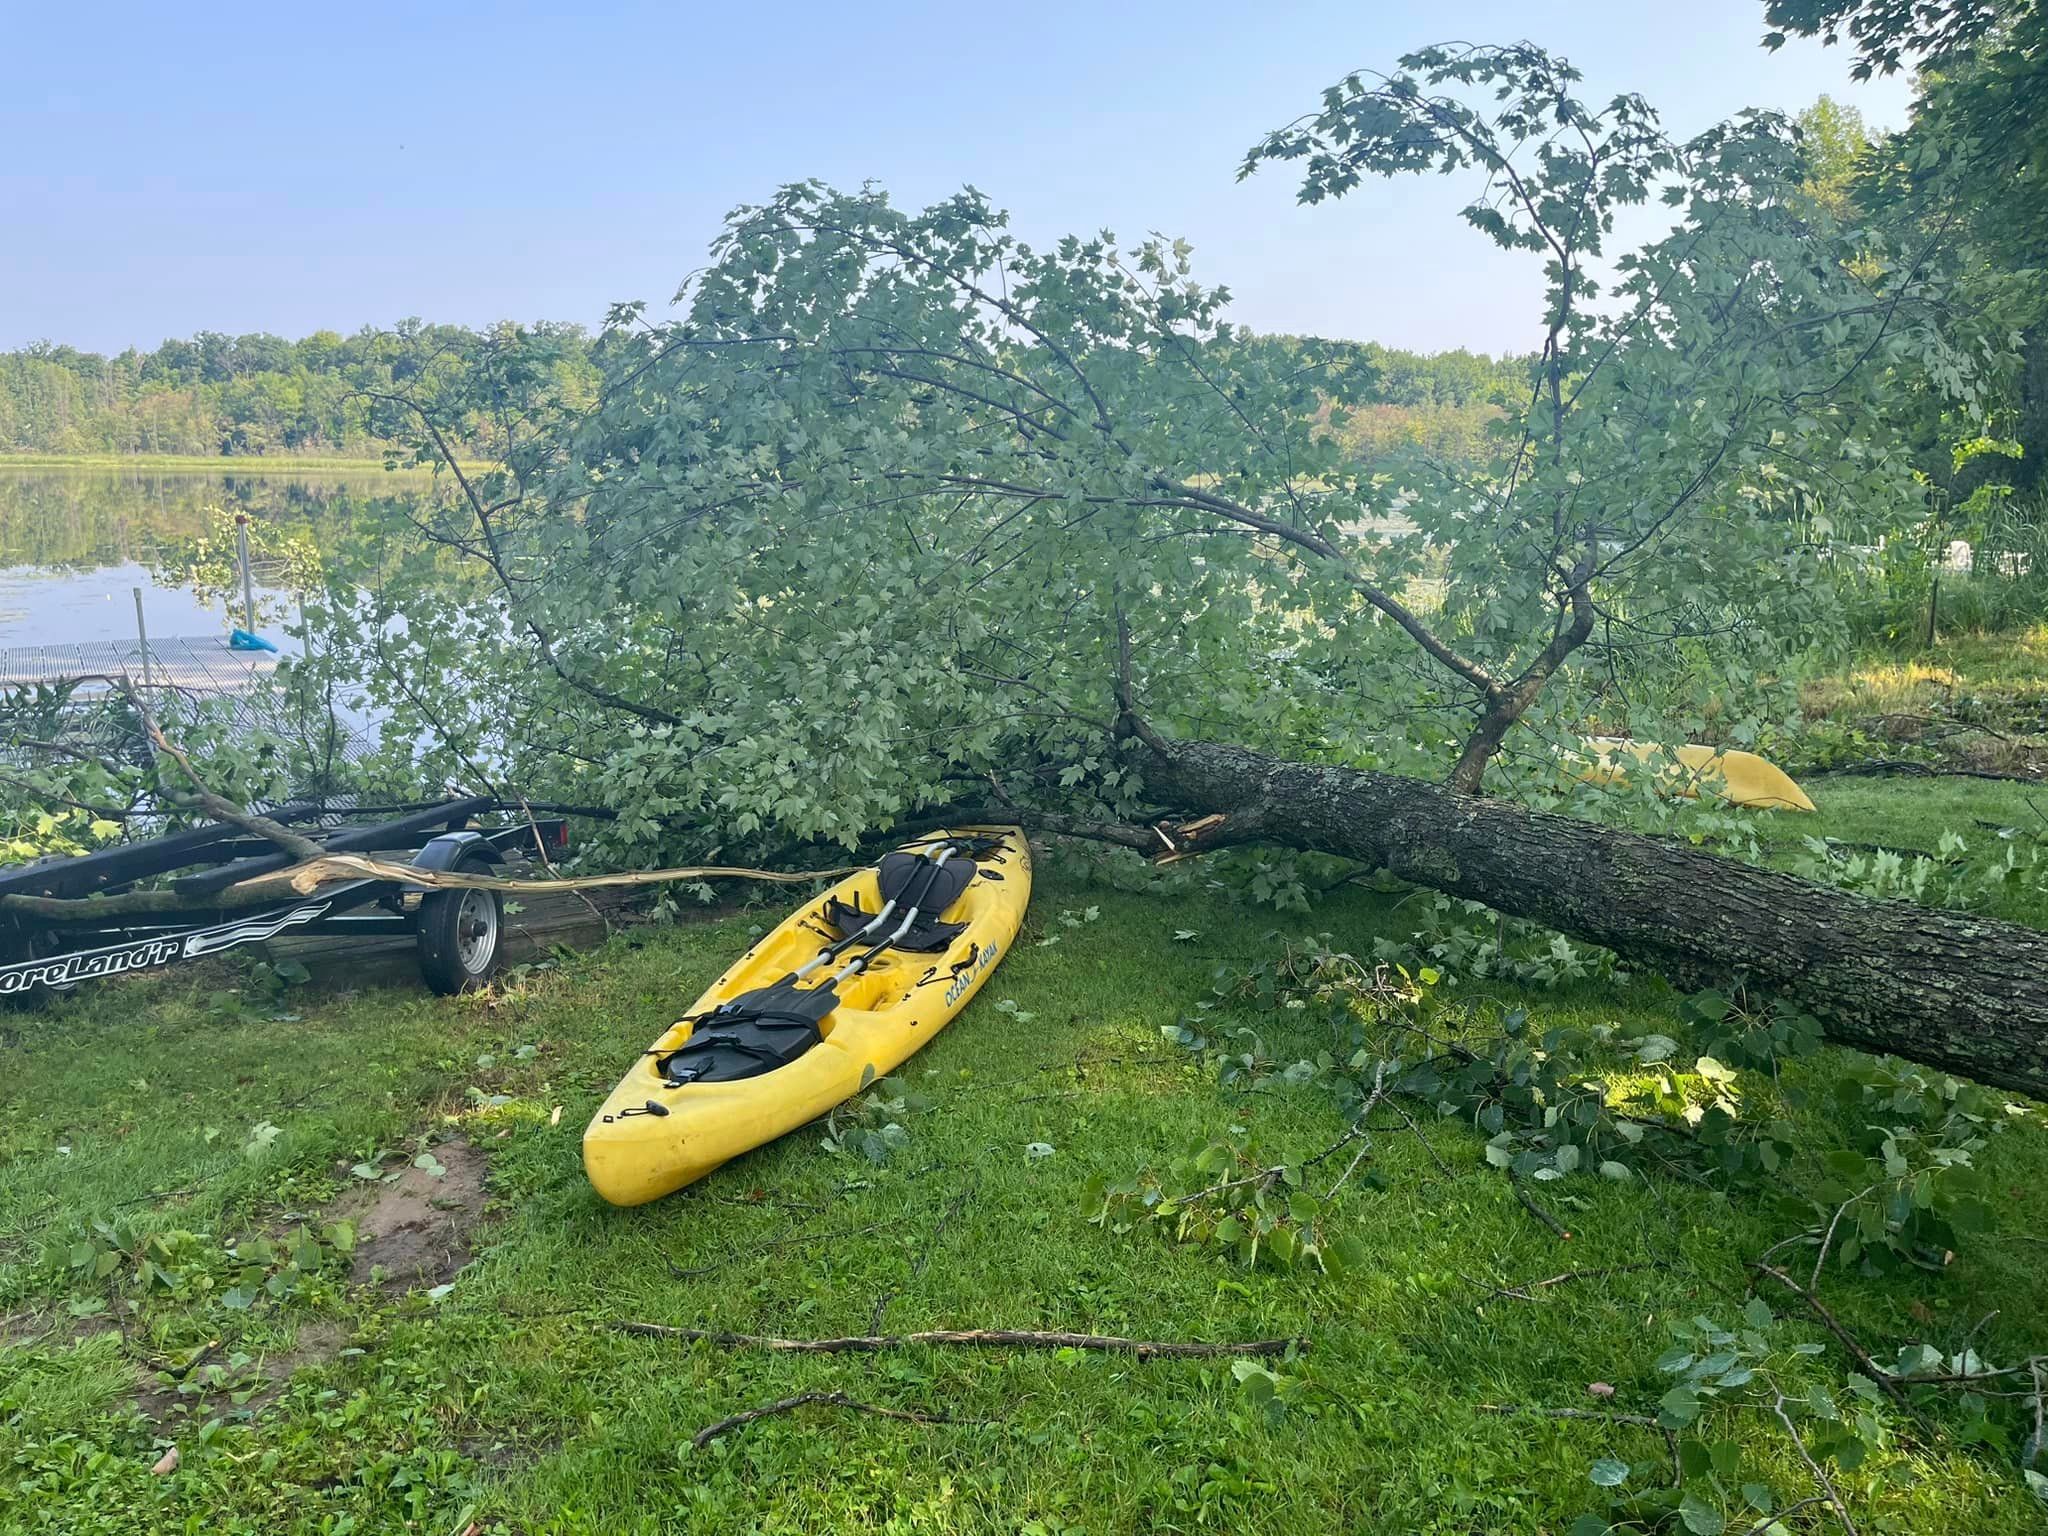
656,982,839,1086
822,851,974,953
823,898,967,952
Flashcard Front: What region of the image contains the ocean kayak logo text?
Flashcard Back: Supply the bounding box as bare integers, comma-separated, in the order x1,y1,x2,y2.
944,940,999,1007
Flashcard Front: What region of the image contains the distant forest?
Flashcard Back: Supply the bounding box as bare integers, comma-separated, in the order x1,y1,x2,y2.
0,324,1526,468
0,323,598,459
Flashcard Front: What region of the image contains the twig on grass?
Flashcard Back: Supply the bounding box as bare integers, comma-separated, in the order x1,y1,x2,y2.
1817,758,2038,784
1769,1392,1859,1536
1751,1263,1911,1410
1507,1168,1571,1240
2028,1360,2045,1470
615,1324,1305,1359
1464,1261,1666,1303
708,1192,827,1214
1734,1496,1826,1536
1322,1062,1390,1199
690,1390,964,1450
1377,1094,1456,1180
1807,1186,1877,1291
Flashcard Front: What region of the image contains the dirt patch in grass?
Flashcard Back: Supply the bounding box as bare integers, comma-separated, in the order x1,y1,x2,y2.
330,1138,489,1292
1,1307,122,1349
133,1313,361,1423
263,1317,351,1376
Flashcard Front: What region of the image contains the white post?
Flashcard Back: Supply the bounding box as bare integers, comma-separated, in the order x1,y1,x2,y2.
133,586,152,691
236,514,256,633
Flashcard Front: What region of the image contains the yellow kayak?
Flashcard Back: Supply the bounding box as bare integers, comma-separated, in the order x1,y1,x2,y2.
1578,738,1816,812
584,826,1031,1206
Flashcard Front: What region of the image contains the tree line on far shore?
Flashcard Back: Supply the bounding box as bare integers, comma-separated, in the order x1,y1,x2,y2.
0,318,1522,470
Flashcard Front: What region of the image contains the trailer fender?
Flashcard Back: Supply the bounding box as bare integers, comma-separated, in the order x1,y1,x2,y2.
400,832,504,897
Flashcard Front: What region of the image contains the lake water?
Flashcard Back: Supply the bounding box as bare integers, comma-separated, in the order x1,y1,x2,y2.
0,464,429,652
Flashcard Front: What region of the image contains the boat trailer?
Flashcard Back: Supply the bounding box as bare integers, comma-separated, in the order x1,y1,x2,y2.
0,797,570,1001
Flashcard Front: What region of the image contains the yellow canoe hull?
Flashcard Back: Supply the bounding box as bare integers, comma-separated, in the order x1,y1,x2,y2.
1578,738,1816,813
583,826,1032,1206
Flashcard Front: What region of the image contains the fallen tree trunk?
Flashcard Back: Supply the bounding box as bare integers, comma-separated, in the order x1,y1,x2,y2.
1145,741,2048,1099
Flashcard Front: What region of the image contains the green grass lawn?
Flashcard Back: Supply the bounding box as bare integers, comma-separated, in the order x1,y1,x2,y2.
3,816,2045,1533
1758,771,2048,928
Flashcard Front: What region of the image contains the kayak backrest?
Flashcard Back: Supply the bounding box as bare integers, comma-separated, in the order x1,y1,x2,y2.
821,851,978,954
875,851,976,916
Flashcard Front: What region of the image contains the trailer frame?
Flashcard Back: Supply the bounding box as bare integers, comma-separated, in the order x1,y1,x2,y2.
0,800,569,1000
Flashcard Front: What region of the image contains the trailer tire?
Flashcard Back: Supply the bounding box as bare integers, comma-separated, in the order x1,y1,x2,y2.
0,928,78,1011
416,853,503,996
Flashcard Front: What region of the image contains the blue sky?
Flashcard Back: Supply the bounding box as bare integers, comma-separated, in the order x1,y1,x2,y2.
4,1,1914,358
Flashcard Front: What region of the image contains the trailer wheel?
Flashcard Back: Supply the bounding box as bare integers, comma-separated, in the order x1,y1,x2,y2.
0,928,77,1010
416,853,503,996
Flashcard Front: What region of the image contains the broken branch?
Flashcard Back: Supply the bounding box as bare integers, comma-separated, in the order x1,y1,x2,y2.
689,1390,962,1450
1466,1262,1666,1304
1751,1263,1911,1410
121,680,324,862
263,853,858,898
1507,1168,1572,1240
614,1324,1304,1359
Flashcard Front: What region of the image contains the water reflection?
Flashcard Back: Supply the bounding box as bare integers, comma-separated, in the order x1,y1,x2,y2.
0,465,430,647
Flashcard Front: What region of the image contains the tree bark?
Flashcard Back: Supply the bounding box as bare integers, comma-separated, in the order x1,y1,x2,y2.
1146,740,2048,1099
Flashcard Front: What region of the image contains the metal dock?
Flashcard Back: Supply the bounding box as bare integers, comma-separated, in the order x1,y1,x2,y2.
0,636,279,691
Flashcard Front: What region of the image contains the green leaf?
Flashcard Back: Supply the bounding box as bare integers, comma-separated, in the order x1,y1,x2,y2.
1659,1385,1701,1427
1678,1491,1726,1535
1687,990,1731,1023
1589,1457,1631,1488
1325,1235,1369,1274
243,1121,283,1159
